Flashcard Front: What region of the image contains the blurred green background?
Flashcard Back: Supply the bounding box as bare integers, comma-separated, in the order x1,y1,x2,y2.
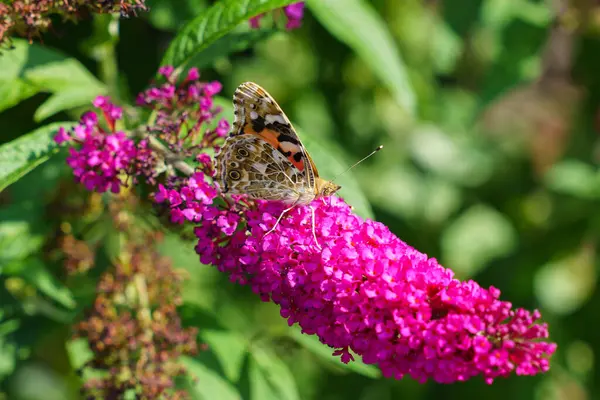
1,0,599,398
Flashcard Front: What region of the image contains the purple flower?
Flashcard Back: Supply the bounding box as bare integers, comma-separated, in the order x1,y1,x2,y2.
180,195,556,384
136,67,228,159
284,3,305,30
55,97,144,193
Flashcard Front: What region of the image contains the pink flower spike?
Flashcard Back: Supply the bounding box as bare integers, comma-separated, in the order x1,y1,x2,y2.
191,195,556,384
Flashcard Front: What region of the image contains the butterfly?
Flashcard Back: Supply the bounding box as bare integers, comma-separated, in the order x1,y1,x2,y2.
215,82,341,249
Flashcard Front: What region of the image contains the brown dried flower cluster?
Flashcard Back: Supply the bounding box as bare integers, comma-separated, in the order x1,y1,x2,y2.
73,234,198,399
0,0,147,44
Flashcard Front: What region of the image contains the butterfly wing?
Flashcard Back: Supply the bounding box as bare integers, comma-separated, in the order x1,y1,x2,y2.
215,134,312,204
230,82,320,187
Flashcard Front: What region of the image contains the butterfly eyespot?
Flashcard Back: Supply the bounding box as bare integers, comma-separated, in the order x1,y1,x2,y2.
229,161,239,168
237,148,249,157
229,170,241,180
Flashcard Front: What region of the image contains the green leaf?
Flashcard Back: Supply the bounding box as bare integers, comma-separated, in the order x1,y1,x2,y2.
307,0,416,116
160,0,300,70
441,204,517,278
66,338,94,370
191,29,277,69
544,160,600,200
12,258,76,309
33,88,101,122
287,327,381,379
0,122,76,192
0,40,105,117
0,203,46,268
25,59,105,121
180,356,242,400
249,345,300,400
201,330,248,382
409,124,494,187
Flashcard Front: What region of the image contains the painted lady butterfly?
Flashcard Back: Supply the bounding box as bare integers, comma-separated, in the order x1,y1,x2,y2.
215,82,341,248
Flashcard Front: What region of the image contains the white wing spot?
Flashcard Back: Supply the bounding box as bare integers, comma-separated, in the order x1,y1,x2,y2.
265,114,287,125
252,162,268,174
250,111,259,120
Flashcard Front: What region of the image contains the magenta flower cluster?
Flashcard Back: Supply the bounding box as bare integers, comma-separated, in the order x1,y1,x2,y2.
54,99,146,193
136,66,229,155
57,62,556,384
250,2,305,30
56,66,228,192
156,179,556,383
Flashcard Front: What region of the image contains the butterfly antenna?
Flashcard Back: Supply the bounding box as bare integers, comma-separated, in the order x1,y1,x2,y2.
332,145,383,182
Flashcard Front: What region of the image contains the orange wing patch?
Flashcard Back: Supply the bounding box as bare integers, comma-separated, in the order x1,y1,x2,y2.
243,124,306,172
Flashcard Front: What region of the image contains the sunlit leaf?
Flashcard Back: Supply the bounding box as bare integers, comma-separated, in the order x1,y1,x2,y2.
66,338,94,370
308,0,415,115
201,330,248,383
161,0,301,70
544,160,600,200
180,356,242,400
441,204,517,277
0,122,76,192
15,258,76,309
0,40,105,118
535,243,597,315
409,124,493,187
191,30,277,69
249,345,300,400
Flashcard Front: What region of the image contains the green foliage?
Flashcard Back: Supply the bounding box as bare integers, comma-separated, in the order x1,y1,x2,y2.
0,122,75,192
307,0,415,116
0,40,106,121
161,0,302,69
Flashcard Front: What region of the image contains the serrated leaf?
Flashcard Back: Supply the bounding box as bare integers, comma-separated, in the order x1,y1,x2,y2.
180,356,242,400
191,29,277,69
160,0,300,70
0,122,76,192
249,345,300,400
308,0,415,116
201,330,248,383
287,327,381,379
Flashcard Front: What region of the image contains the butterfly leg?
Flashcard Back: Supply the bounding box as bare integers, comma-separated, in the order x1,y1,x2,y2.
310,204,322,251
264,205,296,238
